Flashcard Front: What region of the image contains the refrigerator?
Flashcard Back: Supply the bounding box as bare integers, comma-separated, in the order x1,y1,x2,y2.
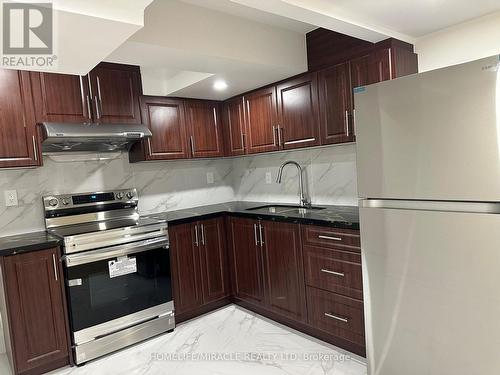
355,55,500,375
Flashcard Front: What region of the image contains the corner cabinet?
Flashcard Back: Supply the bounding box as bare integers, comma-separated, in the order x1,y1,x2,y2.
228,217,306,322
0,248,70,375
0,68,41,168
184,100,224,158
169,217,229,321
222,97,246,156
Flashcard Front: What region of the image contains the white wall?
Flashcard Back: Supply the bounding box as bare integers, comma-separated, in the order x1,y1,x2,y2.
415,11,500,72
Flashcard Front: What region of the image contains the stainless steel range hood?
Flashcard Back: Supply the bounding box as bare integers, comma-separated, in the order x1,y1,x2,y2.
40,123,152,153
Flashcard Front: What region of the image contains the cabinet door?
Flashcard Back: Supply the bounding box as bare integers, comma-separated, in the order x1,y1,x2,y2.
184,100,224,158
318,62,354,145
88,62,142,124
2,248,69,374
276,73,320,149
169,223,203,315
0,69,40,168
140,96,189,160
222,97,246,156
260,221,306,321
228,217,265,304
350,50,391,89
30,71,92,123
199,218,229,303
243,87,279,154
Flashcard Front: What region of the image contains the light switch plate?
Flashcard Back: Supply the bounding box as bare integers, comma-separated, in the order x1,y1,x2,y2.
4,190,18,206
206,172,214,184
265,172,272,184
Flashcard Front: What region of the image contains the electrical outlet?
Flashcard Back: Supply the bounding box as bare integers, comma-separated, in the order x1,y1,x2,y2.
4,190,18,207
265,172,272,184
206,172,214,184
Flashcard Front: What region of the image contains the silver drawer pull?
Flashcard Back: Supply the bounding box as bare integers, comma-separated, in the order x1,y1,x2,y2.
318,235,342,241
321,269,345,277
324,312,348,323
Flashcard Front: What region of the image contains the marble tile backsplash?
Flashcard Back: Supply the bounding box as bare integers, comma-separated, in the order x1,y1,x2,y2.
0,144,357,236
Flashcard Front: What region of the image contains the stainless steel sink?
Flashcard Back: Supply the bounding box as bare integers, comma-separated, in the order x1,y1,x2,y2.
246,204,325,214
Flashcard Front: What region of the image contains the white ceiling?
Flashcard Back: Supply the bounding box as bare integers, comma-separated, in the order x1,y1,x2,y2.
104,0,500,100
297,0,500,37
106,0,309,100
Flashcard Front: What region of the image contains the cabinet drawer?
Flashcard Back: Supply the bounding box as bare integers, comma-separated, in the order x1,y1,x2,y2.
304,246,363,300
302,225,360,252
306,287,365,346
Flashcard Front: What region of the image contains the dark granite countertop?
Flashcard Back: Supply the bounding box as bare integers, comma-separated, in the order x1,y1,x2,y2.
145,201,359,230
0,231,62,257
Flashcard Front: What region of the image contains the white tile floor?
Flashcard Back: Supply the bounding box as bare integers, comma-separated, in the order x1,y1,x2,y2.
2,305,368,375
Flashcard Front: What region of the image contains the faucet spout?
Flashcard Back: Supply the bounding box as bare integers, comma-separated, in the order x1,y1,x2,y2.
275,160,311,208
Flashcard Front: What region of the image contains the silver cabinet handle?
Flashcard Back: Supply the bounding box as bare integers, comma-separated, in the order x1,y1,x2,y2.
52,253,58,281
32,135,38,161
279,126,284,146
259,223,264,246
241,133,245,150
86,95,92,119
345,110,350,137
147,138,153,156
321,269,345,277
277,125,282,146
272,126,277,146
254,223,259,246
213,107,217,127
194,224,199,246
94,95,101,119
190,136,195,156
318,235,342,241
200,224,205,245
324,312,348,323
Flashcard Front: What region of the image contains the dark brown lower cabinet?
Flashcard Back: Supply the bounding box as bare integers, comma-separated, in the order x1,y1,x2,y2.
229,217,307,321
169,217,229,321
174,216,366,356
260,221,306,321
0,248,70,375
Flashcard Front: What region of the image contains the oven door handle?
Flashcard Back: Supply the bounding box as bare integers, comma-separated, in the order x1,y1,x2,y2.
63,237,169,267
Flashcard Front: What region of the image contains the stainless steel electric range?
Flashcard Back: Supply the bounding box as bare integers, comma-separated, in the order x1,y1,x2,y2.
43,188,174,365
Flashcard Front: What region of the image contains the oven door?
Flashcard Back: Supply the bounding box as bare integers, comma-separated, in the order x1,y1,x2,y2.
64,236,172,343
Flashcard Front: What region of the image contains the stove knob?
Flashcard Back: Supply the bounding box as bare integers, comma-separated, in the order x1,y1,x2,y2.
116,192,124,200
126,191,134,199
48,198,58,207
61,197,70,205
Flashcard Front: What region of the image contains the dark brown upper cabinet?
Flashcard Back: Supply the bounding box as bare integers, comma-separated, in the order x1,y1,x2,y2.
30,71,92,123
134,96,189,161
0,68,41,168
276,73,320,149
222,96,246,156
243,86,280,154
318,62,354,145
1,247,70,375
169,218,229,321
184,100,224,158
88,62,142,124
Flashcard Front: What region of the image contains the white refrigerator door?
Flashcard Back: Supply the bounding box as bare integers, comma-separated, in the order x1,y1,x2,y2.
360,206,500,375
355,55,500,201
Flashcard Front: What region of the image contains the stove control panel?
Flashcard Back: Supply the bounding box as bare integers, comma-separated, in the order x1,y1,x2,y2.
43,188,138,211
